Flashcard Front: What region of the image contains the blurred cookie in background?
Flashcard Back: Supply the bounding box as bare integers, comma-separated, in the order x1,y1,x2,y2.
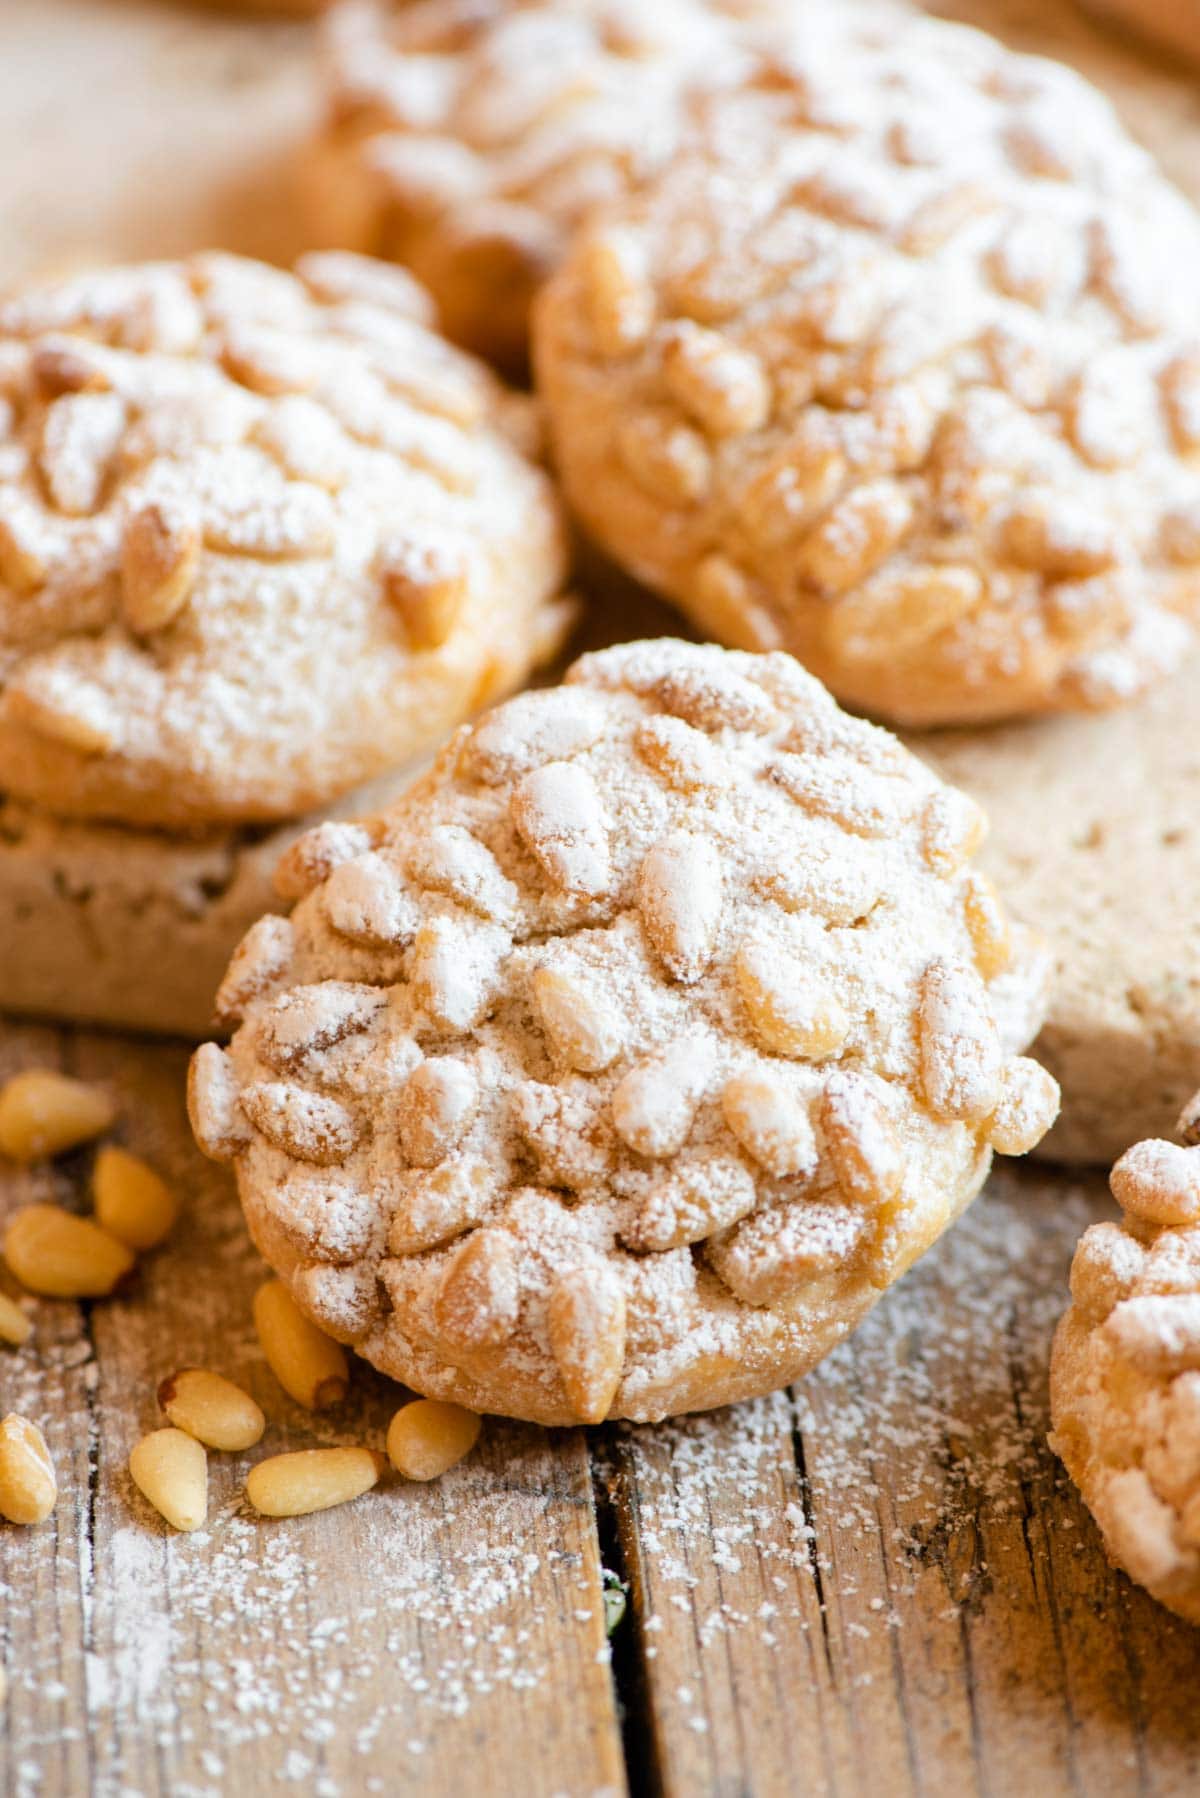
302,0,806,375
536,5,1200,727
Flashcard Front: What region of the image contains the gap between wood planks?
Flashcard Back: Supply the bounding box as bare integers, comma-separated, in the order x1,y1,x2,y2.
0,1024,625,1798
7,1028,1200,1798
593,1165,1200,1798
3,1027,1200,1797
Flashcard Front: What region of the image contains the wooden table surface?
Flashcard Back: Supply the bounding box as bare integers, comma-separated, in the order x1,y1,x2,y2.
2,3,1199,1795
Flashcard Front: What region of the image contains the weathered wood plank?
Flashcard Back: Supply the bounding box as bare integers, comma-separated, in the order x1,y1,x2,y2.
1,1029,626,1798
0,1023,97,1798
605,1169,1200,1798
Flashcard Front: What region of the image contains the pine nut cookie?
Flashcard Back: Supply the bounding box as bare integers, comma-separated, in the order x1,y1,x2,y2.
0,250,570,830
912,659,1200,1164
535,10,1200,726
1051,1122,1200,1623
304,0,800,374
190,639,1059,1425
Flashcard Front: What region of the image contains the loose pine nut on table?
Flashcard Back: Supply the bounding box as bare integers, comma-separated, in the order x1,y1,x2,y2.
94,1145,177,1252
4,1,1200,1792
129,1428,208,1533
252,1279,349,1411
386,1400,482,1482
0,1070,115,1163
246,1448,384,1518
4,1203,134,1299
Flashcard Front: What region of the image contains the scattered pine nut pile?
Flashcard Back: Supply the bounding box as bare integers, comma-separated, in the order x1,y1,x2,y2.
0,1067,482,1533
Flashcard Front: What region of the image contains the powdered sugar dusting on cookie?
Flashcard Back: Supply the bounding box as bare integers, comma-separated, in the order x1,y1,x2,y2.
597,1168,1096,1652
310,0,821,370
1051,1109,1200,1622
536,6,1200,725
193,639,1059,1426
0,251,569,830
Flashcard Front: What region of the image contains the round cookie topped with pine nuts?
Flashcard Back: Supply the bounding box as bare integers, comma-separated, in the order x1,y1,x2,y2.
534,7,1200,726
0,250,569,830
1051,1120,1200,1623
307,0,800,374
190,639,1059,1425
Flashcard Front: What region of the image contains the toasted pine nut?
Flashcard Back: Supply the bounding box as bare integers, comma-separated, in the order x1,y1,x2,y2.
246,1447,384,1517
129,1428,207,1532
5,1204,134,1299
158,1368,265,1452
0,1414,56,1524
386,1400,481,1482
0,1070,116,1163
94,1146,178,1252
253,1279,348,1410
0,1291,32,1347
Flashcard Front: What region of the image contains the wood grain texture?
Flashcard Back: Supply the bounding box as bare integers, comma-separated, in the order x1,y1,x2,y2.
603,1171,1200,1797
0,1025,625,1798
1,1,1200,1794
589,14,1200,1780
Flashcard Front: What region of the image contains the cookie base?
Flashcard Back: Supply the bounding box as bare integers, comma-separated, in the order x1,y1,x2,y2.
0,767,417,1039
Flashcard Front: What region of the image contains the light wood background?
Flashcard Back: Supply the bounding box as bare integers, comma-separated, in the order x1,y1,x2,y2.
1,3,1199,1794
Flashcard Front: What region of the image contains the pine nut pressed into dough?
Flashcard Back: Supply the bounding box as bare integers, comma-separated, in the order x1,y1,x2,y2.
253,1279,349,1410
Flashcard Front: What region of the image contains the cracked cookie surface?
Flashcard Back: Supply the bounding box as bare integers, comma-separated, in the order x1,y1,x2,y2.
191,639,1059,1424
0,251,570,829
535,8,1200,725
